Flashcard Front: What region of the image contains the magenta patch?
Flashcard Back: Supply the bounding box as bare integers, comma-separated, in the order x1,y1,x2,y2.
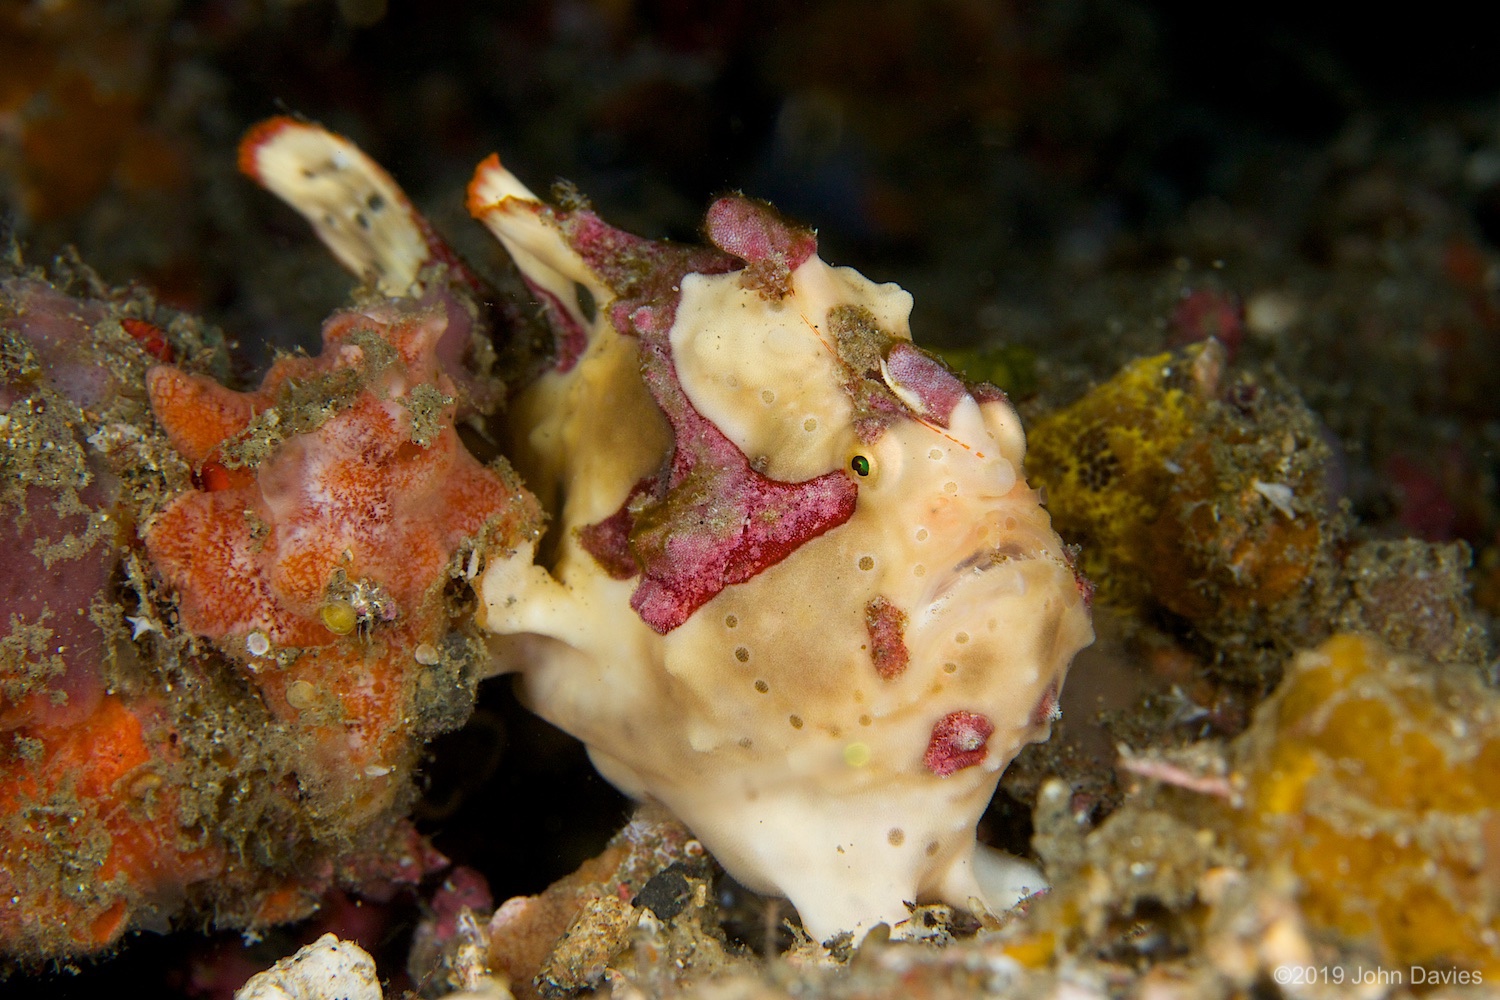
1029,680,1061,729
969,381,1010,406
577,503,638,580
524,279,588,373
1062,544,1094,611
628,460,856,633
577,476,657,580
553,200,856,634
923,711,994,777
414,213,487,296
705,195,818,299
864,596,909,680
884,342,967,427
560,209,731,294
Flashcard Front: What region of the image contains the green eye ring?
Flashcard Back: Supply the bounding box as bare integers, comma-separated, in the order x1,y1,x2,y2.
850,455,872,477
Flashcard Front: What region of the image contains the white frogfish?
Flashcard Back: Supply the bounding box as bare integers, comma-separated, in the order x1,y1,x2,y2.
242,118,1094,942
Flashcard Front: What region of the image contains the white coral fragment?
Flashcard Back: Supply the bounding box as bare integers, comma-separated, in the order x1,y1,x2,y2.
234,934,381,1000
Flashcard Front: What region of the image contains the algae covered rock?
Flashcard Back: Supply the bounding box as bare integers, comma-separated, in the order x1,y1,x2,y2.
1231,633,1500,977
1025,342,1355,685
1021,633,1499,990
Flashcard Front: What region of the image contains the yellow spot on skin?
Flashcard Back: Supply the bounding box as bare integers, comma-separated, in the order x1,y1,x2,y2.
724,614,738,628
734,646,750,663
942,662,958,674
844,743,871,767
321,601,358,634
754,679,769,693
803,417,818,432
761,389,775,404
858,555,875,571
955,631,970,644
789,715,804,729
888,828,905,846
915,527,929,541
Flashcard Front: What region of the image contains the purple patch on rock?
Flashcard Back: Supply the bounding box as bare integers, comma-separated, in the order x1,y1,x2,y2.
884,342,968,427
704,195,817,299
923,710,994,777
556,201,856,633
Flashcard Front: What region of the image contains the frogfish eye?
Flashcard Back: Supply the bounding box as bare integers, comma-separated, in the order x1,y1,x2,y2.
850,455,872,477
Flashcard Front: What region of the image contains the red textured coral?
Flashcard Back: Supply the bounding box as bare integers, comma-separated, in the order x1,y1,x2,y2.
145,298,539,813
0,695,225,956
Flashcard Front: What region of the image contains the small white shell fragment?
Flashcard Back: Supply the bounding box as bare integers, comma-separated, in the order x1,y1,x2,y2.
1251,479,1297,519
233,934,381,1000
246,631,271,657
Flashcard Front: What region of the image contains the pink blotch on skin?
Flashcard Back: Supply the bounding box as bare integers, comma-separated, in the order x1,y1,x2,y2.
864,596,909,680
883,342,967,427
425,866,494,942
1062,546,1095,611
924,710,994,777
577,476,658,580
970,382,1010,406
523,279,588,373
555,197,856,634
1029,680,1061,730
704,194,818,298
627,459,856,634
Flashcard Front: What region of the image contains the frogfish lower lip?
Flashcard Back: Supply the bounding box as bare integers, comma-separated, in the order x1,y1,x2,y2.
953,539,1044,575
